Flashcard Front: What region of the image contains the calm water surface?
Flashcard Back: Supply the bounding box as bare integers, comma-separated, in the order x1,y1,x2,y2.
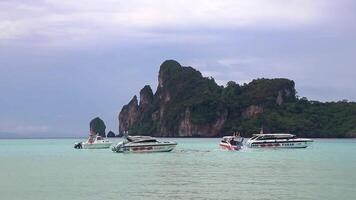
0,138,355,200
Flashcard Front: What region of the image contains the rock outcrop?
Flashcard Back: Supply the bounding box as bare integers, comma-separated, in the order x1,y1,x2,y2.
90,117,106,137
118,60,296,137
118,60,356,138
242,105,264,119
119,96,140,134
178,108,228,137
139,85,154,112
107,131,116,137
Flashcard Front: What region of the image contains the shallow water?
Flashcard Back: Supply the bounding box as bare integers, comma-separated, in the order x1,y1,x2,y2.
0,138,355,200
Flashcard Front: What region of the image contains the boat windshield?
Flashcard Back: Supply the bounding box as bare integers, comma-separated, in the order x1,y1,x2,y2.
133,139,158,143
250,135,259,140
256,135,275,140
126,136,158,143
256,134,295,140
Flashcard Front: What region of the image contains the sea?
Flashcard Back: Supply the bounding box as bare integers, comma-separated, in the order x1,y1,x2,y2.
0,138,355,200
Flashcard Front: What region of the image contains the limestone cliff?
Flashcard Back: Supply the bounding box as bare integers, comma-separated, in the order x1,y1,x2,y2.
119,60,296,137
118,60,356,138
118,96,140,134
178,107,228,137
139,85,153,112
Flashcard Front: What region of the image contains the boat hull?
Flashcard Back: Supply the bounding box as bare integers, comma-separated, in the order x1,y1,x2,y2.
219,143,241,151
82,142,113,149
247,140,313,148
113,142,177,153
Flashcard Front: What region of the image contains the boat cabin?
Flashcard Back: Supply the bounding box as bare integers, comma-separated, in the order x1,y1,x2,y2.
127,136,158,143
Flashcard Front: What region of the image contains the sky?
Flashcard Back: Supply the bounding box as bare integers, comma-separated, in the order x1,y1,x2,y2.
1,0,356,138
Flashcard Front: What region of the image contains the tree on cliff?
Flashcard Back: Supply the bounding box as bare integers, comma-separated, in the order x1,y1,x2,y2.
90,117,106,137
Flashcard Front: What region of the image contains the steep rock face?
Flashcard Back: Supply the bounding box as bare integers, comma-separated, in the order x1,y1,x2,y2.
242,105,264,119
178,108,227,137
276,88,294,105
90,117,106,137
276,91,284,105
118,96,140,134
139,85,153,112
157,60,181,89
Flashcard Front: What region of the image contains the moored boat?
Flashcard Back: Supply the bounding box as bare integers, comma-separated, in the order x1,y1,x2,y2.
111,136,177,153
246,133,313,148
74,134,113,149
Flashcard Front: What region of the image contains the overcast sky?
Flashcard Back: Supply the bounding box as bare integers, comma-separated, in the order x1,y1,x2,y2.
1,0,356,137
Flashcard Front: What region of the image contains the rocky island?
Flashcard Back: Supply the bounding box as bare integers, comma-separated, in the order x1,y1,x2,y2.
119,60,356,138
90,117,106,137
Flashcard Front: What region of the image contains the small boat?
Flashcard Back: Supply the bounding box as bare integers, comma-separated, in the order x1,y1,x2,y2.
246,133,313,148
219,135,244,151
74,134,113,149
111,136,177,153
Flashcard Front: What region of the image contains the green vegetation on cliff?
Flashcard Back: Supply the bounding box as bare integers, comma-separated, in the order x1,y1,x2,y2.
119,60,356,138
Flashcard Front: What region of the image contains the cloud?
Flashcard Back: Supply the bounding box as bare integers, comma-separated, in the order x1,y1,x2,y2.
0,0,330,47
1,0,355,137
0,120,50,135
191,56,292,85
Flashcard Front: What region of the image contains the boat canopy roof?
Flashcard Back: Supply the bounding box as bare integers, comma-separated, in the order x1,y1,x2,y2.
252,133,294,136
126,136,158,143
251,133,296,140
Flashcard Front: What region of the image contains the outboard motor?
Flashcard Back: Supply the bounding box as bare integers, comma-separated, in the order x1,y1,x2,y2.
74,142,82,149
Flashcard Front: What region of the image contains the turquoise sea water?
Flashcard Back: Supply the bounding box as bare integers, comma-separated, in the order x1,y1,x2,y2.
0,138,355,200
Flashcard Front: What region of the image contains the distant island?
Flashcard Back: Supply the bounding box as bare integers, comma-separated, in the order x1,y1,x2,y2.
119,60,356,138
89,117,120,137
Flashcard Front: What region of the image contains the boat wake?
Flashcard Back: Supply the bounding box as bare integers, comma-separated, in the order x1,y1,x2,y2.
175,149,212,153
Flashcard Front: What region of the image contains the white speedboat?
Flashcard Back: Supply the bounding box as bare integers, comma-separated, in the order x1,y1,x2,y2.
246,133,313,148
74,134,113,149
219,136,244,151
111,136,177,153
